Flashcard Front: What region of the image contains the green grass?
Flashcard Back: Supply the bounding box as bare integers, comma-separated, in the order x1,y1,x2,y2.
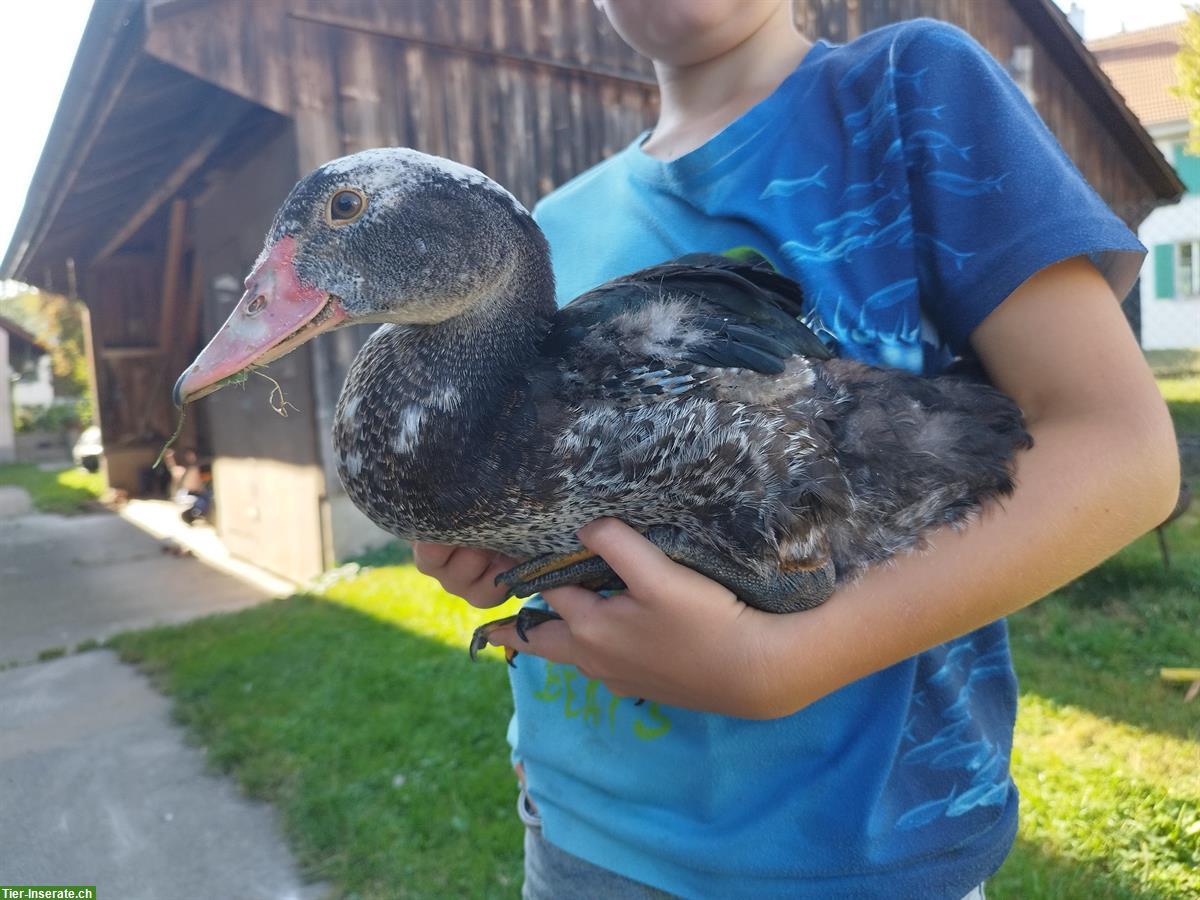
1146,349,1200,380
986,361,1200,898
1160,374,1200,440
107,366,1199,898
1148,350,1200,476
113,572,526,899
0,463,105,514
991,506,1200,899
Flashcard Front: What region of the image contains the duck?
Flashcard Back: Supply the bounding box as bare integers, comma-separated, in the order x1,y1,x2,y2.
174,147,1032,657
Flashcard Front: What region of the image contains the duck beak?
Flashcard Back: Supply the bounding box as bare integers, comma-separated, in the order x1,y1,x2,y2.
173,236,348,406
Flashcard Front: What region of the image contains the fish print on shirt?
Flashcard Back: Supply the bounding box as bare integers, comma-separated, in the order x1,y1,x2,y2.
760,51,1019,834
892,633,1016,832
758,57,1009,373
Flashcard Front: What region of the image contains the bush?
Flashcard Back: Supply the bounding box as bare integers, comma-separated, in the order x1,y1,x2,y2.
14,398,92,434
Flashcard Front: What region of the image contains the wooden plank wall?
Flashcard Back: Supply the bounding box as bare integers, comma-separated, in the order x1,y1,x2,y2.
144,0,1161,223
145,0,659,207
794,0,1161,225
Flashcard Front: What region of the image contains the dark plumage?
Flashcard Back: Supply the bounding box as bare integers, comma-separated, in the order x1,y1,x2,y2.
175,148,1032,642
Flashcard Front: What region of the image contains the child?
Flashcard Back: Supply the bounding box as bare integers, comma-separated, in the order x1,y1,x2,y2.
414,2,1179,897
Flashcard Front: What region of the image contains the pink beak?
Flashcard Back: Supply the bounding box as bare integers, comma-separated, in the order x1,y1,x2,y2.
173,236,347,406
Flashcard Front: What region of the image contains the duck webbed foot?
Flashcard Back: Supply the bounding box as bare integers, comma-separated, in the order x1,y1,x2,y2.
495,548,627,600
469,607,564,664
469,530,836,663
495,526,837,615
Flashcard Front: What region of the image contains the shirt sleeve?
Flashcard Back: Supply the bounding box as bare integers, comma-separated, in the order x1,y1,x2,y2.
893,20,1145,352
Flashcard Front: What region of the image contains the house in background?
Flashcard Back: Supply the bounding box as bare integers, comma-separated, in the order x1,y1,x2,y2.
1091,22,1200,349
3,0,1184,581
0,315,50,463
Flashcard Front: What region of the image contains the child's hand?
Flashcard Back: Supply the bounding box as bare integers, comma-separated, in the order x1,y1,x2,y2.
482,519,787,718
412,542,520,609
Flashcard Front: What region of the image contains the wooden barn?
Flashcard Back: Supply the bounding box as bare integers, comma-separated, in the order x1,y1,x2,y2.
3,0,1182,582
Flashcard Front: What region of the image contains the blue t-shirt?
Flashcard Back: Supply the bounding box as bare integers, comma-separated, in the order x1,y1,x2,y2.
510,19,1144,900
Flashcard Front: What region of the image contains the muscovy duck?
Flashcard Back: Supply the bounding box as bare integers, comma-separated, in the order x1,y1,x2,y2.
174,148,1032,657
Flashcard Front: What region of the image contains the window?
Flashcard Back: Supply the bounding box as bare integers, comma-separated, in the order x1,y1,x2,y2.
1173,143,1200,194
1154,241,1200,299
1179,241,1200,299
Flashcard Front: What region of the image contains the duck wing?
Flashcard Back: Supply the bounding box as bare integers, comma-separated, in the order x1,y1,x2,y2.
542,255,831,397
516,255,850,578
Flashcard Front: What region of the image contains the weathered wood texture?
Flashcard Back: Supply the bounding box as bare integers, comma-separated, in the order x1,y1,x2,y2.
144,0,659,209
191,124,327,577
795,0,1164,225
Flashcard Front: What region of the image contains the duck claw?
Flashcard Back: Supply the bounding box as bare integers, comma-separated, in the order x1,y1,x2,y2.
513,607,564,643
469,615,518,663
468,608,565,664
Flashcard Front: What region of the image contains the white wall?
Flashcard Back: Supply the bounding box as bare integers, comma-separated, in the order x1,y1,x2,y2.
1137,127,1200,350
12,355,54,408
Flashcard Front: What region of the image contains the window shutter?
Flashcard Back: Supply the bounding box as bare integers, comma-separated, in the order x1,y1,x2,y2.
1172,143,1200,194
1153,244,1175,299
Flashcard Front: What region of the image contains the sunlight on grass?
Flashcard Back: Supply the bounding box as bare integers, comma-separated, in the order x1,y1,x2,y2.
1158,375,1200,434
0,462,105,513
1001,694,1200,899
319,563,526,662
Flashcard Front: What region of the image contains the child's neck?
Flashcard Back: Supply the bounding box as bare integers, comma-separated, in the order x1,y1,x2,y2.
642,4,813,162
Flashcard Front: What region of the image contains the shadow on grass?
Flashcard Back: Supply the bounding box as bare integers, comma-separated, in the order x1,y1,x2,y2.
1054,551,1198,605
342,540,413,568
1008,519,1199,742
112,594,523,900
991,838,1179,900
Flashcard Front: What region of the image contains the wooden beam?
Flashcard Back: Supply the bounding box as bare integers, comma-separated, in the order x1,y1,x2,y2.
179,246,204,359
99,346,164,360
158,198,188,351
92,128,225,262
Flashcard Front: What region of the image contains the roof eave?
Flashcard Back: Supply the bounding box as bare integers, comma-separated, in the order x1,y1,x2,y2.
2,0,146,285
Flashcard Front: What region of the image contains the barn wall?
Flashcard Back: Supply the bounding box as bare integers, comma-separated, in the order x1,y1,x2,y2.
795,0,1161,226
144,0,660,564
191,124,328,580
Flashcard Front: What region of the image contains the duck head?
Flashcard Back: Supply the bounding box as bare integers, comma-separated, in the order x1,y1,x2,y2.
173,148,541,406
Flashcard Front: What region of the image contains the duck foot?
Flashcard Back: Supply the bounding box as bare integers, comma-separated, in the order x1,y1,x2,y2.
496,526,837,614
469,607,564,663
495,549,626,600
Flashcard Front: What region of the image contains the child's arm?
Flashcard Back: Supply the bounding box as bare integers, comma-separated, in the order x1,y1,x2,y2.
470,255,1180,717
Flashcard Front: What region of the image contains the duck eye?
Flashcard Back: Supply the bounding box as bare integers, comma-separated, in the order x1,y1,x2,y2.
328,189,366,224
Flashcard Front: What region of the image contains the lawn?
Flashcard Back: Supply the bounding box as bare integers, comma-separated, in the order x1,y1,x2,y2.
0,462,105,514
110,361,1199,899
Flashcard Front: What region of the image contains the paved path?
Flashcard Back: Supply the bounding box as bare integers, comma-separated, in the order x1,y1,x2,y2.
0,652,327,899
0,504,276,664
0,490,326,898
